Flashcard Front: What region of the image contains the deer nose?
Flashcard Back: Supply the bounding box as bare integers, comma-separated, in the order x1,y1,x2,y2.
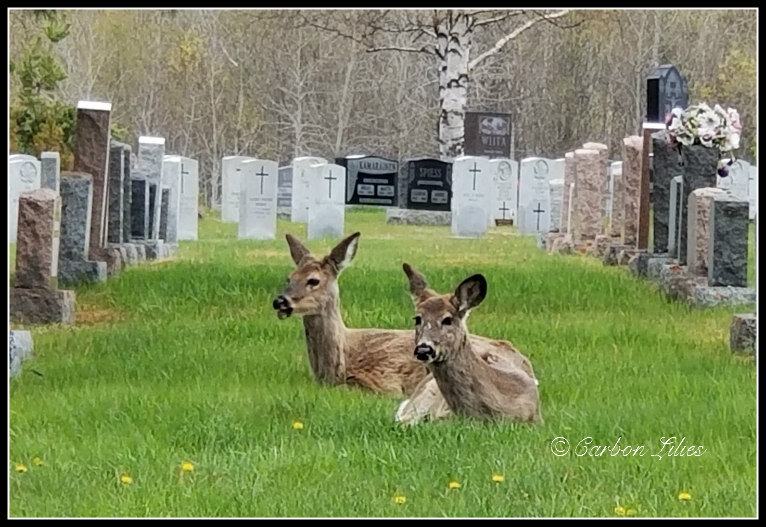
414,344,436,362
273,295,289,310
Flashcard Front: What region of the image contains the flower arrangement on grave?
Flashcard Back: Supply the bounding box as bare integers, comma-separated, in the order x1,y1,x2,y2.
664,103,742,177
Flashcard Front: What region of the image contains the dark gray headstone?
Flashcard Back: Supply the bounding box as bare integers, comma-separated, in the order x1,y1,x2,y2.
679,145,718,265
651,131,683,253
404,158,453,211
708,195,749,287
121,146,133,242
108,142,126,244
668,176,683,258
336,155,398,206
148,183,158,238
58,172,107,285
40,152,61,193
159,186,170,241
131,175,149,239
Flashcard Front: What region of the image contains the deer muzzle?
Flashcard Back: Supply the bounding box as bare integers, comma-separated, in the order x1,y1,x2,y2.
273,295,293,319
414,344,436,362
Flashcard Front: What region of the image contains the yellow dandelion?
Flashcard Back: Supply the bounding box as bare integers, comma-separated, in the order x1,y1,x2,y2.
181,461,194,472
626,508,637,516
393,495,406,505
678,491,692,501
32,457,43,467
614,506,626,516
292,421,304,430
492,474,505,483
448,480,461,490
15,464,28,473
120,474,133,485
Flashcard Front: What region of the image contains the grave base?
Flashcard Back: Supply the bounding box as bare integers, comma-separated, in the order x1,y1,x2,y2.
10,287,75,325
550,235,574,255
730,314,757,358
658,263,756,307
58,259,108,286
162,243,179,258
140,240,164,260
90,246,124,275
603,244,632,266
629,252,672,278
585,235,613,259
118,243,139,266
495,219,513,226
386,208,451,226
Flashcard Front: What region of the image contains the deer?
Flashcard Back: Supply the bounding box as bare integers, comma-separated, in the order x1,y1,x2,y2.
397,263,542,423
272,232,539,420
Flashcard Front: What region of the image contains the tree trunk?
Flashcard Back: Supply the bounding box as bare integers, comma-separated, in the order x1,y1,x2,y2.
436,12,472,161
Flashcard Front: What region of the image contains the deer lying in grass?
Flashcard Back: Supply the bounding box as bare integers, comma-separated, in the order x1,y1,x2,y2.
397,264,541,423
272,232,538,412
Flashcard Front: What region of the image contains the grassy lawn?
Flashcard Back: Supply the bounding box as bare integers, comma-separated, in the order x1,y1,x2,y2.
9,209,756,517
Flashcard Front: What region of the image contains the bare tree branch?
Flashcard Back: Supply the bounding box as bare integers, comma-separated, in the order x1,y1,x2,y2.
468,10,570,71
366,44,434,55
473,11,524,27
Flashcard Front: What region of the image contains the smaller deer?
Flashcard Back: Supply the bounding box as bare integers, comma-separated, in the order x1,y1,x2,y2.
401,263,542,422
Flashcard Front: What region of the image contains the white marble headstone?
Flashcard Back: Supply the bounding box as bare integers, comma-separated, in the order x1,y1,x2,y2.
177,157,199,241
717,158,750,202
518,157,552,230
291,156,328,224
607,161,623,220
162,156,183,243
307,163,346,240
138,136,166,240
277,166,293,219
748,165,758,220
518,198,551,235
451,156,494,237
221,155,256,223
9,154,41,243
490,158,518,223
238,159,278,240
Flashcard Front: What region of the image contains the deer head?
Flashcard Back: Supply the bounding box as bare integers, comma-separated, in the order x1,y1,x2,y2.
272,232,361,319
402,263,487,364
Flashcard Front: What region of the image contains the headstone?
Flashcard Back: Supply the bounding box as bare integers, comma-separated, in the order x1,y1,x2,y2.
10,188,75,325
107,142,126,244
130,175,150,240
291,156,327,223
9,154,41,243
518,157,552,224
159,186,170,241
451,156,494,237
678,144,719,265
639,124,666,249
730,313,756,356
747,165,758,220
177,157,199,241
58,173,107,285
307,163,346,240
9,330,33,379
645,64,688,123
582,142,608,225
668,176,683,258
73,101,112,250
708,194,749,287
221,155,255,223
687,187,727,276
137,136,166,239
120,144,133,243
651,130,684,253
337,155,398,206
518,199,551,236
490,158,518,223
549,179,565,232
40,151,61,193
571,148,602,243
277,166,293,219
621,136,643,246
404,158,453,211
464,111,512,158
238,159,278,240
717,158,751,202
559,152,575,234
161,156,183,243
566,182,575,235
609,163,624,238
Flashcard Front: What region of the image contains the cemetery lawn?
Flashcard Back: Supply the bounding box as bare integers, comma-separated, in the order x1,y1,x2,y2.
9,209,756,518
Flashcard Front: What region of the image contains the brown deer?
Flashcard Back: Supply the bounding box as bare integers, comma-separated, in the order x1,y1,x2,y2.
272,232,539,413
397,263,542,423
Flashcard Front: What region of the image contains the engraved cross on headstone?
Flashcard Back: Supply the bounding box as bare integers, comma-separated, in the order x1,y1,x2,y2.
324,170,337,199
181,163,189,194
469,162,481,191
498,201,510,220
533,202,546,231
256,165,269,195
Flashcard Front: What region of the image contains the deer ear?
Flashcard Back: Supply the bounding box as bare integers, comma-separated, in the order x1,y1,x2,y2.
403,263,431,304
325,232,360,275
286,234,311,265
453,274,487,316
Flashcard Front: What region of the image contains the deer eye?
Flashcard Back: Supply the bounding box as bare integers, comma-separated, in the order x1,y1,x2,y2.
442,316,453,326
307,278,320,287
413,316,422,326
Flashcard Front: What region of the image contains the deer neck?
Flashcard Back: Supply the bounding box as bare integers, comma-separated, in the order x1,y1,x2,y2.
429,334,490,413
302,291,347,385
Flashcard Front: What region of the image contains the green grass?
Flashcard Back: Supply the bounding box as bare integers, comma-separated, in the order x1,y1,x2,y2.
9,209,756,518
